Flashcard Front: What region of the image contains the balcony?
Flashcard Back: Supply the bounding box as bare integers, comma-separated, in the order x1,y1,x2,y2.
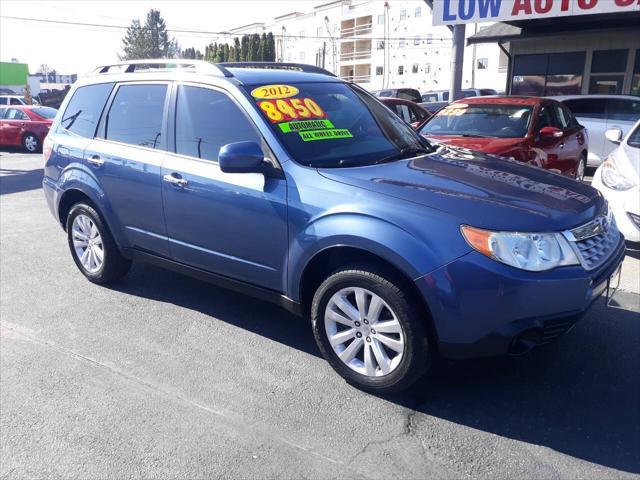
340,15,373,39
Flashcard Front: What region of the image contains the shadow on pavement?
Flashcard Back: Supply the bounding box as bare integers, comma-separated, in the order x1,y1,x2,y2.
0,168,44,195
112,261,640,474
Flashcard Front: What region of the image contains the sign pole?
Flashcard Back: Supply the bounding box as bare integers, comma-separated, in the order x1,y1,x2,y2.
449,24,465,102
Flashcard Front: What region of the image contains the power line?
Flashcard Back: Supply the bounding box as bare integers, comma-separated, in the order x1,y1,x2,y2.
0,15,453,42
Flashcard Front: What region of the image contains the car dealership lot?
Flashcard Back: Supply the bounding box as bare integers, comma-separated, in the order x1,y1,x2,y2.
1,151,639,479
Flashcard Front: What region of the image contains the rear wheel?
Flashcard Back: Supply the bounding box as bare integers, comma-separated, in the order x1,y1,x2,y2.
311,266,430,393
575,154,587,182
66,203,131,284
22,133,40,153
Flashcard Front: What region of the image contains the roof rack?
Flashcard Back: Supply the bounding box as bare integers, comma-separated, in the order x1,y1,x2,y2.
219,62,337,77
92,59,233,77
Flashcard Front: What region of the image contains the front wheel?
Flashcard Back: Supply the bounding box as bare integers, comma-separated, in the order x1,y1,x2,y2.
575,154,587,182
66,203,131,284
311,266,430,394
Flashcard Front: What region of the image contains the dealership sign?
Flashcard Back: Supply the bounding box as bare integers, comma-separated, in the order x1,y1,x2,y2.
432,0,640,26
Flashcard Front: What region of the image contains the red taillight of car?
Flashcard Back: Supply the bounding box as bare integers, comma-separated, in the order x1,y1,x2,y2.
43,135,53,164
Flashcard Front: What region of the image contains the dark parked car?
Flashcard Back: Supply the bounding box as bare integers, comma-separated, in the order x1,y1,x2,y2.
44,61,623,393
372,88,422,103
0,105,56,152
419,96,589,180
379,97,431,128
421,88,498,103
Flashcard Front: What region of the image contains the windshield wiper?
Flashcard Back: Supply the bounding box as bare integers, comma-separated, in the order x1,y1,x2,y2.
374,145,432,165
460,133,492,138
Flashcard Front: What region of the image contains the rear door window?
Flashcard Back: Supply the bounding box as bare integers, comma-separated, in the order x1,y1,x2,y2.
5,109,28,120
104,84,167,148
563,98,606,120
606,98,640,122
61,83,114,138
175,85,261,162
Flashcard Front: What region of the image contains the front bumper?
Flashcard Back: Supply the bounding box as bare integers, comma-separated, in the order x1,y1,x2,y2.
416,235,626,360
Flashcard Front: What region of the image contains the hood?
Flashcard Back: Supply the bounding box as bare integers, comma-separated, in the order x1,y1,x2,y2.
318,146,604,232
425,135,525,155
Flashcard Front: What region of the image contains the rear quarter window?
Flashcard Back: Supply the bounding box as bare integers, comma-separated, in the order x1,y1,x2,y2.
563,98,606,120
607,98,640,122
60,83,114,138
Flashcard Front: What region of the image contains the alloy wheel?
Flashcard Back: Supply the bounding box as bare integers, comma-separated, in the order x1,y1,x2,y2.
324,287,405,377
24,135,38,152
71,214,104,273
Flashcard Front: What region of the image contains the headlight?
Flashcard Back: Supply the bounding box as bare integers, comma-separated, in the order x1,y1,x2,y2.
601,156,636,191
461,225,579,272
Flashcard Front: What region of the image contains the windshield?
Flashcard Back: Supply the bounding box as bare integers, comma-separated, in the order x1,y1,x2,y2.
420,103,533,138
245,82,430,167
627,123,640,149
32,107,57,119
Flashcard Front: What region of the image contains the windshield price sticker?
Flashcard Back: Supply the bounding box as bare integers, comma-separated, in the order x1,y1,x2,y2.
251,84,299,100
258,98,326,123
279,119,335,133
299,129,353,142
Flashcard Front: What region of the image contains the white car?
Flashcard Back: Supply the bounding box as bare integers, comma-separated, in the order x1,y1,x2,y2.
591,120,640,243
0,95,40,106
552,95,640,167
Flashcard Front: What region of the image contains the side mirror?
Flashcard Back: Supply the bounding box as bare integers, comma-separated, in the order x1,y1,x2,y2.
605,127,623,145
219,141,264,174
539,126,563,138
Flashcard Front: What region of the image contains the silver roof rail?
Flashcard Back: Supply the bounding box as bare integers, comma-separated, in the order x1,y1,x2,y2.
92,59,233,77
219,62,337,77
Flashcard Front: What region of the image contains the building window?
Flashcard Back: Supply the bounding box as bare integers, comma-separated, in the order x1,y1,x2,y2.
412,64,419,74
425,63,431,74
299,31,305,38
477,58,488,70
398,65,404,75
333,24,338,33
376,66,384,75
426,34,433,44
399,38,405,48
589,49,628,95
414,36,420,46
317,26,323,37
377,40,384,50
300,52,306,61
400,9,407,20
377,14,385,24
511,52,585,96
415,7,422,18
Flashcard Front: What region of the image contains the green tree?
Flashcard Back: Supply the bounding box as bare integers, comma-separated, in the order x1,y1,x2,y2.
258,33,267,61
120,9,178,60
240,35,249,61
248,34,260,61
264,32,276,61
233,38,241,61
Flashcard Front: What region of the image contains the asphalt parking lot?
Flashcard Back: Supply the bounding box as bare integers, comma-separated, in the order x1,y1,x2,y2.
1,151,639,479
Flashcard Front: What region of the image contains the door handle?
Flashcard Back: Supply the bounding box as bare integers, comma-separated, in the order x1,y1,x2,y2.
559,143,564,149
87,155,104,166
163,173,188,187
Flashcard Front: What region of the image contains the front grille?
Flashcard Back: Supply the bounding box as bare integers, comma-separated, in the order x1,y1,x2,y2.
565,209,620,271
539,318,576,345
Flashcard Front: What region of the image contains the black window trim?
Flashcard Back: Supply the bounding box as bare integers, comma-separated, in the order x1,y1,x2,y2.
95,80,171,152
167,81,282,172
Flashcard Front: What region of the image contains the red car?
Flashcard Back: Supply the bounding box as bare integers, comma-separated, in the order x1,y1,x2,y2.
0,105,57,152
419,97,588,180
379,97,432,129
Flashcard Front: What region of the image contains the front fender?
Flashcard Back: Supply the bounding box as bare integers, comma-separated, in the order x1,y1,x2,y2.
287,212,456,302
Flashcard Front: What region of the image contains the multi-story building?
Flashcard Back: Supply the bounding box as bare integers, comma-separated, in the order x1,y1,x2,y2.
224,0,507,94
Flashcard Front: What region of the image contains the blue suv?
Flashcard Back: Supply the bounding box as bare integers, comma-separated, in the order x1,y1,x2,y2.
43,61,625,393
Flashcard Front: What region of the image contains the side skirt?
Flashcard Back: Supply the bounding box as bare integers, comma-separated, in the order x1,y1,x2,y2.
126,248,303,316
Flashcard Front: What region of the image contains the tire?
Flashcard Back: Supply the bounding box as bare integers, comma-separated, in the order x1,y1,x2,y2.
311,265,430,394
575,154,587,182
66,203,131,284
22,133,40,153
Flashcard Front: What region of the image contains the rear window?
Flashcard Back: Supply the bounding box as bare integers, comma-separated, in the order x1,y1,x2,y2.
420,103,533,138
31,107,57,119
61,83,113,138
246,82,427,167
607,98,640,122
397,89,420,102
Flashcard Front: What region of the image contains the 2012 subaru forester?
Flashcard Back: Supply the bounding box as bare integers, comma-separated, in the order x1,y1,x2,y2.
43,60,625,393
